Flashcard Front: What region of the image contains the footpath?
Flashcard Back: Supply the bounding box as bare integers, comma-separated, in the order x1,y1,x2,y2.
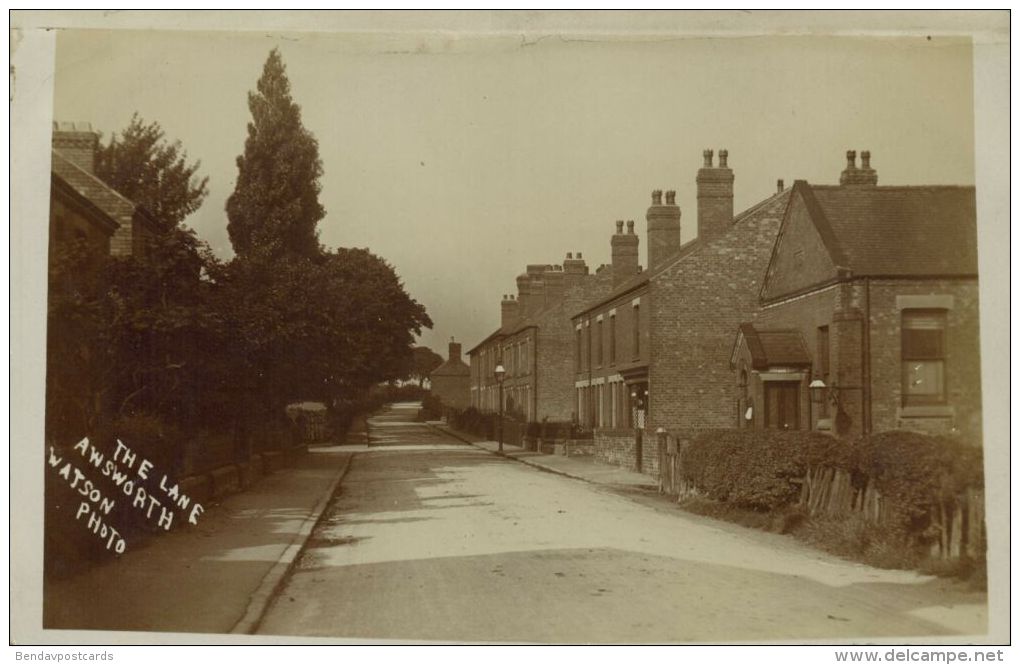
428,422,658,493
42,445,359,639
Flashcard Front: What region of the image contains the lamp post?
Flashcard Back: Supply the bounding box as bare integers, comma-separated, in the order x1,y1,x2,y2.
494,361,506,453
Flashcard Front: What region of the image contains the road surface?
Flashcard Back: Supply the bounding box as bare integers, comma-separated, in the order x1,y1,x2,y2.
257,403,986,643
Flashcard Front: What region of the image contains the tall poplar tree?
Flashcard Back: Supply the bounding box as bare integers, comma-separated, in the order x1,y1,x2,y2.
226,48,324,260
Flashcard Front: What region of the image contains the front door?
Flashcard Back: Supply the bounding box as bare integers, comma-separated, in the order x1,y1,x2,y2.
765,382,800,430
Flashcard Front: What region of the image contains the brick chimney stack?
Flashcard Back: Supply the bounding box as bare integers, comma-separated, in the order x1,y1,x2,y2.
501,294,518,328
448,339,463,364
516,273,531,317
611,219,639,286
563,251,588,277
647,189,682,271
52,121,100,174
525,264,550,312
839,149,878,186
696,148,735,242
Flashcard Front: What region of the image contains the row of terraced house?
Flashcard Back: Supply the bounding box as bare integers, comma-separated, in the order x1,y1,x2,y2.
465,149,982,474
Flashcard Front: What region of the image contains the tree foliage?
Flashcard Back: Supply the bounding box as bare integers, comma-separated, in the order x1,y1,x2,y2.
46,48,432,453
226,48,324,261
95,114,209,233
410,346,444,384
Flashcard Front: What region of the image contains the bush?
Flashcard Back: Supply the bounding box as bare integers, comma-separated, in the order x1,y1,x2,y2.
672,427,985,578
418,392,444,421
679,429,847,511
851,430,982,537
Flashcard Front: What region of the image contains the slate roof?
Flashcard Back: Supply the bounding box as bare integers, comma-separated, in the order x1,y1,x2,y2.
51,150,139,227
734,323,812,371
803,184,978,276
466,310,542,356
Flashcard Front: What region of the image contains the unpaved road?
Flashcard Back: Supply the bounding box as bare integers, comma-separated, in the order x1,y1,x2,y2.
258,403,986,643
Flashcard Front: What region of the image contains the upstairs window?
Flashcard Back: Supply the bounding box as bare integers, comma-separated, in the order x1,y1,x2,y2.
596,320,604,367
632,304,641,358
902,310,947,406
609,315,616,365
576,328,583,371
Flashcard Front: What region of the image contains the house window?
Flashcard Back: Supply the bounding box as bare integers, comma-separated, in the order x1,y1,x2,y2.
596,320,604,367
609,314,616,365
576,329,582,371
902,310,947,405
586,324,592,369
632,304,640,358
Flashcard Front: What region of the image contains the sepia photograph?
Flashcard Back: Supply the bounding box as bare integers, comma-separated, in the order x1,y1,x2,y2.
9,10,1011,650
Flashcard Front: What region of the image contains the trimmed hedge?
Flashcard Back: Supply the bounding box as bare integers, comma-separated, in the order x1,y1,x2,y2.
680,429,847,511
677,428,983,537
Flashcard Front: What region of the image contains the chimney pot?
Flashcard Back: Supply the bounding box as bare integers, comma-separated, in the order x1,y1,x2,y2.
577,252,583,259
846,150,857,168
615,220,624,234
861,150,871,169
718,149,728,168
566,252,573,259
652,189,663,205
777,178,784,193
665,190,676,205
703,149,714,167
626,220,635,234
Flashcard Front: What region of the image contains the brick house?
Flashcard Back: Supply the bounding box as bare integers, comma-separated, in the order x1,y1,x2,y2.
730,151,981,442
429,339,471,409
50,122,157,259
468,254,612,422
574,150,791,473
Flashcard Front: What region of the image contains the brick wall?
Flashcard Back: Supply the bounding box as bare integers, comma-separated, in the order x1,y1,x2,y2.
867,280,982,443
594,429,638,469
752,278,981,443
761,192,838,300
648,192,789,434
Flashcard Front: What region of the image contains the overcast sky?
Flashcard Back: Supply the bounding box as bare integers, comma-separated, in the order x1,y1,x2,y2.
52,29,975,355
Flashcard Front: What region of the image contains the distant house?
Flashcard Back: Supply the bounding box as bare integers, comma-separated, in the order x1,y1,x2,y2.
430,339,471,409
732,152,980,442
50,122,157,260
468,254,612,423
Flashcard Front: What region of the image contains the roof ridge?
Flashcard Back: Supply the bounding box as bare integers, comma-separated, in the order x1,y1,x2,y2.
809,184,976,191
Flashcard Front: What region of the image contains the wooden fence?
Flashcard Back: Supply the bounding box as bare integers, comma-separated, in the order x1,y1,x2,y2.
657,435,985,561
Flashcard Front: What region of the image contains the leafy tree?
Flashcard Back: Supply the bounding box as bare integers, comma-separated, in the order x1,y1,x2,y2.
409,346,444,385
95,114,209,233
226,48,324,261
218,248,432,416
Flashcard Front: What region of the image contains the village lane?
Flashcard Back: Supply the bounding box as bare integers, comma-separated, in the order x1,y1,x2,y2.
256,404,986,644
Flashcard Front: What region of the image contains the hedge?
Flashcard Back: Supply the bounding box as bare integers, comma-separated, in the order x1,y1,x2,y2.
676,428,983,537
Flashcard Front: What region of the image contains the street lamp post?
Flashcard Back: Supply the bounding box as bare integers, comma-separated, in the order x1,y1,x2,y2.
494,361,506,453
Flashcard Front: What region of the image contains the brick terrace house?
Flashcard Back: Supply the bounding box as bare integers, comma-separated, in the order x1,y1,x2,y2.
574,150,792,473
429,339,471,409
50,122,157,260
731,151,981,443
468,254,612,422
